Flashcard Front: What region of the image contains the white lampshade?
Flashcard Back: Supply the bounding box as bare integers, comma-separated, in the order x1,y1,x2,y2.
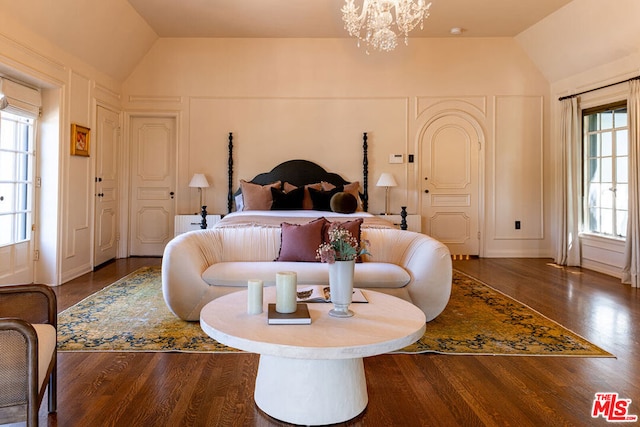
376,173,398,188
189,173,209,188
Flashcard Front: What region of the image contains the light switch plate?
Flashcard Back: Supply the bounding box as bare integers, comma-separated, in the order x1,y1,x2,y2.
389,154,404,164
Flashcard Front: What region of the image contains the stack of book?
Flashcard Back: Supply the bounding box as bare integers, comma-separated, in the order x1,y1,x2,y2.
267,303,311,325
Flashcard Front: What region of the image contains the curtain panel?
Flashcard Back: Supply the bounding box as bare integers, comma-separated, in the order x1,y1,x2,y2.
555,98,582,266
622,80,640,287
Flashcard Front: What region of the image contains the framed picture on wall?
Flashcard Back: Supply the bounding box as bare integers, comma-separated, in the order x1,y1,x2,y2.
71,124,90,156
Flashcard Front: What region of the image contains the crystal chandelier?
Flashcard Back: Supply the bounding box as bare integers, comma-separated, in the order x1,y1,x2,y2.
342,0,432,53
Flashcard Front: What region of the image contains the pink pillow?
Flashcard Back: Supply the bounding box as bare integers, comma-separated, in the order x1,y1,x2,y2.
323,218,363,245
283,182,298,193
320,181,337,191
303,183,322,210
240,180,281,210
276,217,327,262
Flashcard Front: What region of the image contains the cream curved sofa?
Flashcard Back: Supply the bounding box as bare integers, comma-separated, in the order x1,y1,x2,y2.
162,226,452,322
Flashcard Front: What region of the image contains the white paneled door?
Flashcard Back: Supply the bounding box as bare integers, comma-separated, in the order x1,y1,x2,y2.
421,114,481,256
129,117,176,256
94,106,119,267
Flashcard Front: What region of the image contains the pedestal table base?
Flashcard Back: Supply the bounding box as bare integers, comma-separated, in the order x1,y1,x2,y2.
254,354,368,425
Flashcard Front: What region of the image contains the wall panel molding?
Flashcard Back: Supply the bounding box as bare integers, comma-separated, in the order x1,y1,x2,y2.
492,95,544,240
128,95,183,104
0,33,66,76
416,96,487,120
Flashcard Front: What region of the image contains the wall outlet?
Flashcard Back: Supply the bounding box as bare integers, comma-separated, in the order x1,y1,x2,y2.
515,220,521,230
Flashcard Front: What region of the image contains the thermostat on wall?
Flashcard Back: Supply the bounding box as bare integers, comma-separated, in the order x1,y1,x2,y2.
389,154,404,164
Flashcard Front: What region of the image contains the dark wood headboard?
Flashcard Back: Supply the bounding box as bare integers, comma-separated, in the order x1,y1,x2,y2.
226,132,369,213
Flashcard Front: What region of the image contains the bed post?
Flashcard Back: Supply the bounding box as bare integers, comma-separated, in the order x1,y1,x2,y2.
227,132,233,214
362,132,369,212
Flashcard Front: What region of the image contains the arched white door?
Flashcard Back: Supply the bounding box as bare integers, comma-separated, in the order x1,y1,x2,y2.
421,114,482,256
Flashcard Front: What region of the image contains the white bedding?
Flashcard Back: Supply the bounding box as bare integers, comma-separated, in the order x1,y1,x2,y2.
216,210,393,229
224,210,374,219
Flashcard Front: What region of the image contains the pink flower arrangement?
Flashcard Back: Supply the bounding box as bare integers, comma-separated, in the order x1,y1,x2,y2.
316,224,370,263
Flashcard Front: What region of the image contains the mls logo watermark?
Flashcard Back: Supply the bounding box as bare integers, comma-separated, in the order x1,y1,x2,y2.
592,393,638,422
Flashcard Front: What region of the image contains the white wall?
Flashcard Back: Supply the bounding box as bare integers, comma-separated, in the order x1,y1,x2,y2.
0,11,122,284
518,0,640,277
123,37,553,257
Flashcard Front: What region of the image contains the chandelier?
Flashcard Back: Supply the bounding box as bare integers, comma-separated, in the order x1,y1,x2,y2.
342,0,432,53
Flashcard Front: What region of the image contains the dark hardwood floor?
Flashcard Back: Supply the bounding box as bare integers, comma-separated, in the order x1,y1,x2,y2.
34,257,640,426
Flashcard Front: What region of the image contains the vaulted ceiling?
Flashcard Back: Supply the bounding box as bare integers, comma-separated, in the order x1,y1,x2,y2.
126,0,572,38
1,0,638,84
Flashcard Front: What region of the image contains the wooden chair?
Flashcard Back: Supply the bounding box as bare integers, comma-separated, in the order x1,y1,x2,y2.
0,284,57,427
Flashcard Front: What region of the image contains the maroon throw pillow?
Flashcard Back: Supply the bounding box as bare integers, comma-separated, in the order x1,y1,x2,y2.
276,217,328,262
323,218,363,243
323,218,364,262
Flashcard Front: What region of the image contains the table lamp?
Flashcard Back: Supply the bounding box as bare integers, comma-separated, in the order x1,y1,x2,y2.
189,173,210,212
376,173,398,215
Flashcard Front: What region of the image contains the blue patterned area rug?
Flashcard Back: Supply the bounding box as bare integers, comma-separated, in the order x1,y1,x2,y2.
57,266,613,357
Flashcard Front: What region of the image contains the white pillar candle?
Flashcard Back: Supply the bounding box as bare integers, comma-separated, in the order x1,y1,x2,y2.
275,271,297,314
247,279,263,315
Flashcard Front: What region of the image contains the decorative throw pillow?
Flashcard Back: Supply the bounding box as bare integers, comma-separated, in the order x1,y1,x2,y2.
322,181,362,211
302,183,322,210
239,180,281,210
283,182,298,193
271,186,304,210
234,193,244,212
343,181,363,211
330,192,358,214
323,218,363,244
276,217,327,262
320,181,337,191
308,187,343,211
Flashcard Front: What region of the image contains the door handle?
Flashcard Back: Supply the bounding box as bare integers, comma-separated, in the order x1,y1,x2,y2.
170,191,175,199
424,189,429,193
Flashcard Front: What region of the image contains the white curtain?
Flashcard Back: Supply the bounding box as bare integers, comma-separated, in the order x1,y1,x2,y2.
622,80,640,287
555,97,582,266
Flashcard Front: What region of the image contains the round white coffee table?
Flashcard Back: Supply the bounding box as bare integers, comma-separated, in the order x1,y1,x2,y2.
200,287,426,425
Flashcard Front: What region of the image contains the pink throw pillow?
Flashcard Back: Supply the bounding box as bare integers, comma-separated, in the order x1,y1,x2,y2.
240,180,281,210
276,217,327,262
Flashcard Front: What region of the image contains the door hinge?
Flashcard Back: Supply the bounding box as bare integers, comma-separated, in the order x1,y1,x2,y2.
477,231,481,240
31,224,36,231
34,249,39,261
35,177,42,187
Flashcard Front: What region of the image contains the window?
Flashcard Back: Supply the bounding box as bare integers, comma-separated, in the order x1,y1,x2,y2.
0,111,35,246
583,103,628,238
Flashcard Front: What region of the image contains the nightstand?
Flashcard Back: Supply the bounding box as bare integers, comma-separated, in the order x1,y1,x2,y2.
376,214,421,232
174,214,222,236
